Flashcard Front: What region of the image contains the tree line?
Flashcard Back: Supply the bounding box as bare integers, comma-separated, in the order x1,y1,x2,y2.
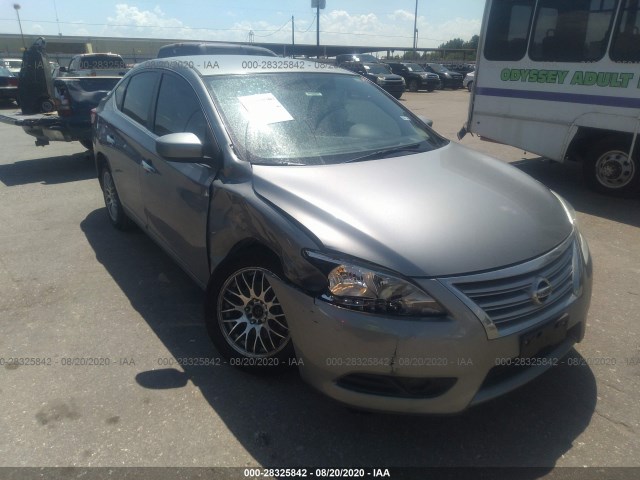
389,35,479,62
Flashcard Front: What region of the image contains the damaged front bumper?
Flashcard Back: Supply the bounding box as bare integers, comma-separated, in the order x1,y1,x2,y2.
268,266,591,414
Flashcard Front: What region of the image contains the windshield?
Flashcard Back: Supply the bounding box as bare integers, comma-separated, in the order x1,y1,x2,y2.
404,63,425,72
206,72,445,166
428,64,448,73
364,64,391,74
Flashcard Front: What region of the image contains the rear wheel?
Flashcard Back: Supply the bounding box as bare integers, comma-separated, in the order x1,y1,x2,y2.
205,253,295,374
100,165,132,230
584,137,640,197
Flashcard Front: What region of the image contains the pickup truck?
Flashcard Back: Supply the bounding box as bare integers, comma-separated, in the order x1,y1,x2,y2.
0,76,120,149
59,53,128,77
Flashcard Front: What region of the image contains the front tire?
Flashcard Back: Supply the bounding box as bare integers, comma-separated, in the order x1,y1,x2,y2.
205,253,295,374
584,137,640,197
100,165,132,230
408,80,419,92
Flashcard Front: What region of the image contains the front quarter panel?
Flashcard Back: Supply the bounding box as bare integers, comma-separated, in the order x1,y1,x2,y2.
207,180,327,293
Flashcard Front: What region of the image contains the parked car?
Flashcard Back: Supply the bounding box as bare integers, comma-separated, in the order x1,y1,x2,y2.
441,62,475,76
424,63,465,89
49,61,61,78
93,55,592,414
0,66,19,104
464,71,475,92
340,61,405,99
1,58,22,74
157,42,277,58
59,53,127,77
335,53,380,65
385,62,440,92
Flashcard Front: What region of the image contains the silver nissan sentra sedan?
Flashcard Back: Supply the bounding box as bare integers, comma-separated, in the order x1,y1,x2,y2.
93,55,592,414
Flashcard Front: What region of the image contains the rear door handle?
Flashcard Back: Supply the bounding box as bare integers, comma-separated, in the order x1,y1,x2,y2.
141,159,158,174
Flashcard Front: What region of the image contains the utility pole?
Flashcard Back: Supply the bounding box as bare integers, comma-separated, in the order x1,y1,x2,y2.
53,0,62,36
292,16,295,58
312,0,325,58
13,4,25,50
413,0,419,59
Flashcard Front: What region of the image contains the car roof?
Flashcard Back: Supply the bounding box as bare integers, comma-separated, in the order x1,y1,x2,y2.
73,53,122,58
157,42,277,58
137,55,356,77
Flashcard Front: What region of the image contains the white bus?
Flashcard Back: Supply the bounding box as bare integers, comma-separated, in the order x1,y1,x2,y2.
460,0,640,197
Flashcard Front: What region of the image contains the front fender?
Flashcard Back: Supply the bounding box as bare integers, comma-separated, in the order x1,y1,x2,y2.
207,181,327,293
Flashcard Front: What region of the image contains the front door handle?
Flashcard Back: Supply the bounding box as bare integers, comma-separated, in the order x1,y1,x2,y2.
105,134,115,145
141,159,158,174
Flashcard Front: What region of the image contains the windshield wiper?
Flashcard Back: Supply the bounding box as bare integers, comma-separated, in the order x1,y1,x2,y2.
344,142,424,163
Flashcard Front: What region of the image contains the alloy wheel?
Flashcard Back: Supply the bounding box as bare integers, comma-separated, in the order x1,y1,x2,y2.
217,267,290,357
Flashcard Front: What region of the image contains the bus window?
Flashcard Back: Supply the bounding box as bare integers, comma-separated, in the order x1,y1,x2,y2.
611,0,640,62
484,0,535,61
530,0,619,62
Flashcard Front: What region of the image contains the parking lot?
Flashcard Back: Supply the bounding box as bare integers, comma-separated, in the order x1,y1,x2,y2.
0,89,639,473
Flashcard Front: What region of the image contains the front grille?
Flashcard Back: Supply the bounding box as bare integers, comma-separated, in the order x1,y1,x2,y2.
447,236,578,337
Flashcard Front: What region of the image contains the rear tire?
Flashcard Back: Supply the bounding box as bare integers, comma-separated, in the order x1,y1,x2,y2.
583,137,640,197
100,165,133,230
205,253,295,374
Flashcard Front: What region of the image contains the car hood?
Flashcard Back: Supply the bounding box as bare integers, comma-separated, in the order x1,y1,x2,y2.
251,143,573,277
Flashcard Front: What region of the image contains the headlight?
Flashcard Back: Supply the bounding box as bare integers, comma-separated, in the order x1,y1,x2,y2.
376,77,387,85
304,251,447,317
420,73,428,79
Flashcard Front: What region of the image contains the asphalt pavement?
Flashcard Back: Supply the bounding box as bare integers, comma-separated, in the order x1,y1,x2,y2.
0,90,638,476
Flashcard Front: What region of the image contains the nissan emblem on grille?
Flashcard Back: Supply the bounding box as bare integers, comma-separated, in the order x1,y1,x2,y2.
531,278,553,305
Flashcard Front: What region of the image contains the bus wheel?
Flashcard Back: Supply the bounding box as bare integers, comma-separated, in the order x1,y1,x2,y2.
584,137,640,197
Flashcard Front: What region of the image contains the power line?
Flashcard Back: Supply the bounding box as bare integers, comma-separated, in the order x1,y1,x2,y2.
253,18,291,37
0,17,448,42
298,14,317,33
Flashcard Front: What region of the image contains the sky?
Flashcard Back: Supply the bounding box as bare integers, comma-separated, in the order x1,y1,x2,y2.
0,0,483,49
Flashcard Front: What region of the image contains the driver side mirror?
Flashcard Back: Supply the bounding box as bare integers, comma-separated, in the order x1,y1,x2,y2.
156,132,203,159
156,132,222,169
